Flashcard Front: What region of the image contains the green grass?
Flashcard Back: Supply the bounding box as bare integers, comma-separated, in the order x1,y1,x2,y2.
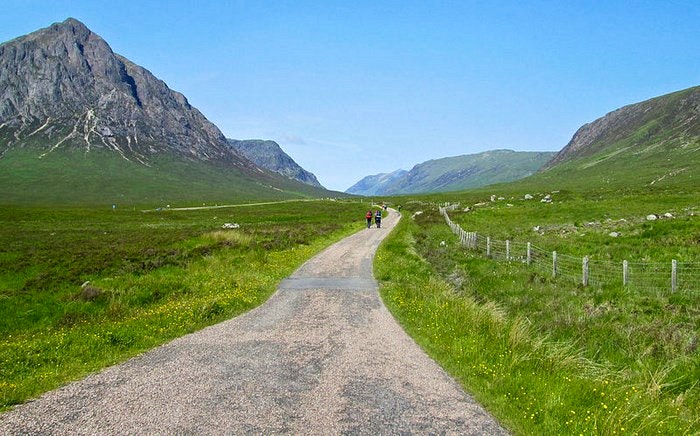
0,199,368,410
0,146,337,206
376,188,699,434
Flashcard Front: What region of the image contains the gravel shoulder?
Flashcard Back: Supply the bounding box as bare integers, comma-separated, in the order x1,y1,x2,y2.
0,210,507,435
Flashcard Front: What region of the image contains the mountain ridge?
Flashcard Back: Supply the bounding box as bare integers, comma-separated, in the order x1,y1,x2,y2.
227,139,323,188
347,150,555,195
535,85,700,189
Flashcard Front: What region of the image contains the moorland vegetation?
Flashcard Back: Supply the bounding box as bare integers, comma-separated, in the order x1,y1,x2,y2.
0,200,368,410
376,180,699,434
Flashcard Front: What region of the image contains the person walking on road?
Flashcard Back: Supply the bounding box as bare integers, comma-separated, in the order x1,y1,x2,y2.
375,209,382,228
366,210,373,228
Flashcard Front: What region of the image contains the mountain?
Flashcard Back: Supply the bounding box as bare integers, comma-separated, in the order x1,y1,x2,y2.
0,18,332,205
227,139,323,188
345,169,408,196
537,86,700,189
347,150,554,195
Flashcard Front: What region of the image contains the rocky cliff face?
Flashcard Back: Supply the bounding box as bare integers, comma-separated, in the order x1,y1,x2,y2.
0,18,251,167
544,86,700,168
227,139,323,187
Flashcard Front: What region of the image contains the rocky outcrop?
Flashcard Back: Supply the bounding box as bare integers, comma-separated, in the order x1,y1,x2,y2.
0,18,251,168
227,139,323,187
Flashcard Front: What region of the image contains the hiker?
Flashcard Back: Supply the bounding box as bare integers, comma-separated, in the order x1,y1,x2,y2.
365,210,373,228
375,209,382,228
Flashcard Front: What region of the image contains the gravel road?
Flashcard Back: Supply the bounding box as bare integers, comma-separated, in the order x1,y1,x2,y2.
0,209,507,435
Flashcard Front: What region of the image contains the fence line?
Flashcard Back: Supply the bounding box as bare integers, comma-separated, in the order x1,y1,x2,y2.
439,204,698,293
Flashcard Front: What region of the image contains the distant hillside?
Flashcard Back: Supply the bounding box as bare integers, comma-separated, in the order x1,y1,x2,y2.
348,150,554,195
227,139,323,188
537,85,700,189
345,169,408,196
0,18,334,205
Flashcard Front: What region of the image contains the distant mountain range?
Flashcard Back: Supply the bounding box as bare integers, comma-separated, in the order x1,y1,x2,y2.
2,19,697,204
346,169,408,196
0,18,332,205
346,150,555,195
348,85,700,195
227,139,323,188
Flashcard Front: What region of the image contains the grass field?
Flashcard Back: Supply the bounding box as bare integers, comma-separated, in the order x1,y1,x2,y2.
376,185,699,434
0,199,368,410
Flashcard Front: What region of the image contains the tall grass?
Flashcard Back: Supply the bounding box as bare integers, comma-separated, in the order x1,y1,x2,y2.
0,200,368,410
376,198,699,434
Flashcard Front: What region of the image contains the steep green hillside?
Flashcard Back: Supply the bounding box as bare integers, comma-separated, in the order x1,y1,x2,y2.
536,86,700,190
0,146,333,207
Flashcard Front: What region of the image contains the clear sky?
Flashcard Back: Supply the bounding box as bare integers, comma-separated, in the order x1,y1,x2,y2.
2,1,699,191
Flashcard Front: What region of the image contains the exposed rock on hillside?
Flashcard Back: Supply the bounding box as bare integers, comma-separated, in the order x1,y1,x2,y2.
0,18,251,167
227,139,323,187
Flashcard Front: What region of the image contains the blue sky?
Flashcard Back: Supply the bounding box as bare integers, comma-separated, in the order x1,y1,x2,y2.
2,1,699,191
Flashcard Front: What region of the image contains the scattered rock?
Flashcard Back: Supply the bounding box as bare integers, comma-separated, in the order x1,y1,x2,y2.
646,214,658,221
609,232,620,238
439,241,446,247
506,204,514,207
222,223,240,229
533,225,541,232
498,197,505,200
490,195,497,202
524,194,533,200
664,212,674,219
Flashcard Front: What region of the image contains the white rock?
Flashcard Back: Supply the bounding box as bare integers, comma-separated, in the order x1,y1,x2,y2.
646,214,658,221
498,197,505,200
524,194,533,200
609,232,619,238
533,225,541,232
439,241,446,247
664,213,674,218
222,223,240,229
490,195,497,202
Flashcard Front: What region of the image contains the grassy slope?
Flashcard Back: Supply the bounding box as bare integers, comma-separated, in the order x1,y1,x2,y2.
0,200,368,410
0,146,335,207
377,190,699,434
535,87,700,191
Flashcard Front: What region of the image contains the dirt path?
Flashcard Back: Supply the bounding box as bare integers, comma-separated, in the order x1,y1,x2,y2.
0,210,507,434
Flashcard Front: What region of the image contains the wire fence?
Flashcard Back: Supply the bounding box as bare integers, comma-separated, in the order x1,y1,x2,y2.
439,204,699,293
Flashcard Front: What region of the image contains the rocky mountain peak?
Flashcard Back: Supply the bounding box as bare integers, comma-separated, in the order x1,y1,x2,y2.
0,18,248,167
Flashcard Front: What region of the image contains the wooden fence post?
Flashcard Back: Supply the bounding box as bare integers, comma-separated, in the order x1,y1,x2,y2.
486,237,491,257
506,240,510,260
583,256,589,287
672,259,677,293
552,251,557,278
623,260,628,286
527,242,531,266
